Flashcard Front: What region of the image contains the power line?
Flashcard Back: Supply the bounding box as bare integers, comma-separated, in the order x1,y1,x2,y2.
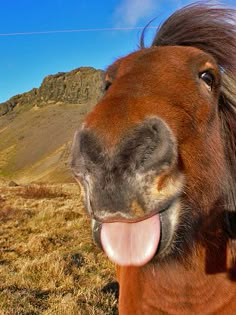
0,26,158,37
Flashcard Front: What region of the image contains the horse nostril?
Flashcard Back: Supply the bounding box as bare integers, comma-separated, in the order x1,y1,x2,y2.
117,117,176,173
70,128,104,178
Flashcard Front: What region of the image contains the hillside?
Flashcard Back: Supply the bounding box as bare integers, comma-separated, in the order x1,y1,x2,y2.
0,67,104,184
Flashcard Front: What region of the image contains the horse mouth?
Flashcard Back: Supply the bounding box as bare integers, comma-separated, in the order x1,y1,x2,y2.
92,196,181,267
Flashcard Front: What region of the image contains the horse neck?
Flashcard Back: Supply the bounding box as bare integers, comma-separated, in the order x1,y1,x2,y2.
117,240,236,314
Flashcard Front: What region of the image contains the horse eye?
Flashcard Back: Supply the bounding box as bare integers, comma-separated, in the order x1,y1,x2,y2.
104,81,112,92
199,71,215,91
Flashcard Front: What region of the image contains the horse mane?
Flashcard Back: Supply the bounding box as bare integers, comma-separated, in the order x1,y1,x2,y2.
141,2,236,217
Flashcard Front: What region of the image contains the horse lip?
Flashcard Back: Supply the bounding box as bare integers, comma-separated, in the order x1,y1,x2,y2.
93,211,159,224
91,197,178,224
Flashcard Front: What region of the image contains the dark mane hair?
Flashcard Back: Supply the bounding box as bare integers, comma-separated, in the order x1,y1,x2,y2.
142,2,236,216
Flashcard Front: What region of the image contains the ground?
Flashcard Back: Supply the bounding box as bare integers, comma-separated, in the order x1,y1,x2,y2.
0,182,118,315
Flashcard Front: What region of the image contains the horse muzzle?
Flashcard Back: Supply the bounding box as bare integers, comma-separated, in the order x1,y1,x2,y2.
71,117,184,265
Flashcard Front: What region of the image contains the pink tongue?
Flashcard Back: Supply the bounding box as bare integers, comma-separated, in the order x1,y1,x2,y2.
101,214,160,266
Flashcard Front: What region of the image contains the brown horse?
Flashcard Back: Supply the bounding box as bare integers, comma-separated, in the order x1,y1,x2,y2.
71,3,236,314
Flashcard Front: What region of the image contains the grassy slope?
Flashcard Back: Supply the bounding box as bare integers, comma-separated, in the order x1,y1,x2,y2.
0,103,90,184
0,183,118,314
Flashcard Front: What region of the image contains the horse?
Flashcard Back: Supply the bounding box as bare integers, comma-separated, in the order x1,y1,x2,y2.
71,3,236,314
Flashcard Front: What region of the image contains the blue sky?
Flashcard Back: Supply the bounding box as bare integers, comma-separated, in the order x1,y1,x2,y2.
0,0,235,103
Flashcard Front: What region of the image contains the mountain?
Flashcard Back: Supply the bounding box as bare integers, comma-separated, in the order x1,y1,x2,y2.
0,67,104,183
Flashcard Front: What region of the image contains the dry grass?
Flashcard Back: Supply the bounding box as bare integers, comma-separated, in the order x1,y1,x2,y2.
18,184,67,199
0,183,118,315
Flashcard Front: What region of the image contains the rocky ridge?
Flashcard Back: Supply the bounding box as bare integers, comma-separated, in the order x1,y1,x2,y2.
0,67,104,115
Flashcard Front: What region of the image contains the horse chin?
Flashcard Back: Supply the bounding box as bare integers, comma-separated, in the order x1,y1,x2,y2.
91,199,181,265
